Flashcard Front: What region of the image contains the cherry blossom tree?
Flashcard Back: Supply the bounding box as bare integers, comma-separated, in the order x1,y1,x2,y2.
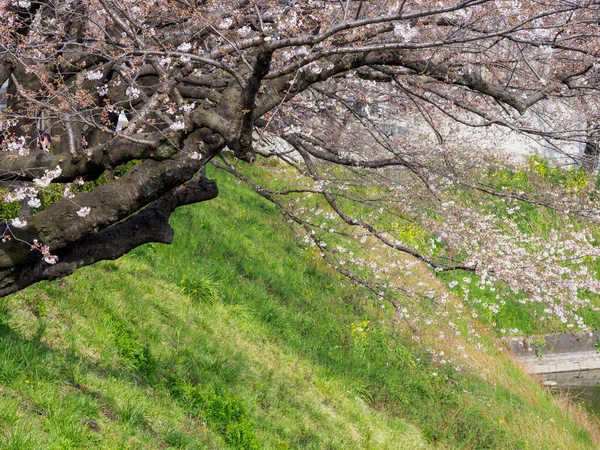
1,0,600,332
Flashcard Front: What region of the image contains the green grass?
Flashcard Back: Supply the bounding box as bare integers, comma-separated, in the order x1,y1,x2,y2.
0,165,596,448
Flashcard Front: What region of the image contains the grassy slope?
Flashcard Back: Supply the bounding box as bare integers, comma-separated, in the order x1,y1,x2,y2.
0,165,597,449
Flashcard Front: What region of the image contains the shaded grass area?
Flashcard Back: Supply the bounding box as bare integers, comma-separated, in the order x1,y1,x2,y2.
0,166,596,448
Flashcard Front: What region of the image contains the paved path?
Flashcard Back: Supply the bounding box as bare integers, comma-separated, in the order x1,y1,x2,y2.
517,350,600,374
510,332,600,374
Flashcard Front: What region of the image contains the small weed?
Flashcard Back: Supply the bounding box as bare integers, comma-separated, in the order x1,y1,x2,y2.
171,382,260,450
165,429,196,448
119,402,148,428
179,274,220,304
0,188,20,219
533,337,547,360
106,314,154,374
2,428,35,450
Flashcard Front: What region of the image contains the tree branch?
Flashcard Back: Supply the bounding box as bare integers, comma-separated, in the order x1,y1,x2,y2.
0,179,218,296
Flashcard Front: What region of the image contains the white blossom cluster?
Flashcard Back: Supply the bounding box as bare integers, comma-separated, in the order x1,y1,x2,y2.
86,69,103,81
169,119,186,131
33,165,62,188
77,206,91,217
6,136,28,156
393,23,419,41
126,86,141,100
4,186,38,203
12,0,31,8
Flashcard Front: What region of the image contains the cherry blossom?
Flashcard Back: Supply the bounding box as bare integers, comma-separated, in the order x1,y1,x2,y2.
76,207,91,217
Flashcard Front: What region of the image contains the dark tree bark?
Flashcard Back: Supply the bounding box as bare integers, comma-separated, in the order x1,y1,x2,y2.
0,179,218,296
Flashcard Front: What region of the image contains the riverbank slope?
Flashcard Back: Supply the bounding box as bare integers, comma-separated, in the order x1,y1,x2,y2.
0,165,596,449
